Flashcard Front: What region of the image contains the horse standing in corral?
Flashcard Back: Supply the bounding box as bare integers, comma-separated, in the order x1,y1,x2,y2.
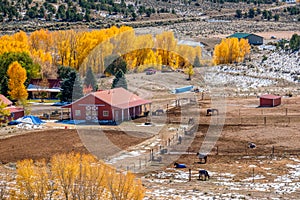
198,169,210,181
196,153,208,164
206,108,219,116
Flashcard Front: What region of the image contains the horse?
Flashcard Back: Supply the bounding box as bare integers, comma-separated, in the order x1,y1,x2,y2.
206,108,219,116
199,169,210,181
196,153,208,164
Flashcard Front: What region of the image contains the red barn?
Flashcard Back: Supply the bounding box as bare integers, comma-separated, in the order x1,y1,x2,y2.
62,88,151,122
260,94,281,107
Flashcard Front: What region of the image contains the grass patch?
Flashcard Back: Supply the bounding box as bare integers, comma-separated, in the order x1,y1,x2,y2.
28,99,60,103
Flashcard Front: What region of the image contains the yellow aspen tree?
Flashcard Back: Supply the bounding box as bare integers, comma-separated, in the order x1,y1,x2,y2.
51,153,81,200
155,31,177,66
194,46,202,60
75,32,98,70
143,49,156,67
213,39,229,65
228,38,240,63
0,32,30,55
214,38,250,65
239,38,251,61
185,65,195,80
33,160,50,200
16,159,36,199
29,29,53,52
7,61,28,101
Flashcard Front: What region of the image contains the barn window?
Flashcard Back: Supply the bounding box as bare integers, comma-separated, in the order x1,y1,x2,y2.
103,110,109,117
75,110,81,116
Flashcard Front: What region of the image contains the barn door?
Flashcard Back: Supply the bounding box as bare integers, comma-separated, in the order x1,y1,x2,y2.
86,105,98,121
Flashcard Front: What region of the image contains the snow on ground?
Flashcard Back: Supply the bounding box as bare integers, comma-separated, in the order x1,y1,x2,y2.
204,50,300,96
143,156,300,199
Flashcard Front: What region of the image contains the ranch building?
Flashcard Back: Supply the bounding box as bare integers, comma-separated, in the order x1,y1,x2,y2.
62,88,151,123
259,94,282,107
227,33,263,45
0,94,24,121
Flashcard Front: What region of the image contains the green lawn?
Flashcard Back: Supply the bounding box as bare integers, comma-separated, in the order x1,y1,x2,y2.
28,99,60,103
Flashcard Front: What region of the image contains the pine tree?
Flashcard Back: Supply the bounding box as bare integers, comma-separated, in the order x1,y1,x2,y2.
73,73,84,101
193,56,201,67
60,71,77,102
84,67,97,92
112,70,128,90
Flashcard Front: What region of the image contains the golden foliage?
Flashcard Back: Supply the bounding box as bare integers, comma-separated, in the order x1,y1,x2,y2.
0,27,203,76
7,61,28,101
0,31,30,55
213,38,251,65
15,153,145,200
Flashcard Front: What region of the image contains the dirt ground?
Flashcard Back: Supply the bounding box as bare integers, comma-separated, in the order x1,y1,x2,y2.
0,129,151,164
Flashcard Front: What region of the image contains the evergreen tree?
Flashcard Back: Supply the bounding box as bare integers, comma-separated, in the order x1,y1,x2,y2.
0,52,40,96
111,70,127,90
73,73,84,101
290,34,300,52
193,56,201,67
60,71,75,102
105,57,127,76
84,67,97,91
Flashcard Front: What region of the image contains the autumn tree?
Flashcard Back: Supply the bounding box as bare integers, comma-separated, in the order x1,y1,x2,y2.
155,31,177,67
7,61,28,101
14,153,145,200
213,38,251,65
0,101,10,123
0,52,40,96
185,65,194,80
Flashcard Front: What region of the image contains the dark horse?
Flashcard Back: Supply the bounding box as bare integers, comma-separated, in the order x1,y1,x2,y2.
199,170,210,181
206,108,219,116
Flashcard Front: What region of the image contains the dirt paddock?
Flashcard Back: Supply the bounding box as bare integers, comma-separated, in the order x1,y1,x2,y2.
0,129,151,164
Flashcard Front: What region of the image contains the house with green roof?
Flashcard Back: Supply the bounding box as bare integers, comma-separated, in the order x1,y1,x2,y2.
227,33,263,45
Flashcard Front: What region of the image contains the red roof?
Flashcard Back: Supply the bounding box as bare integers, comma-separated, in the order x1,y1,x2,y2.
30,79,61,88
0,94,12,106
63,88,151,109
4,106,24,113
260,94,281,100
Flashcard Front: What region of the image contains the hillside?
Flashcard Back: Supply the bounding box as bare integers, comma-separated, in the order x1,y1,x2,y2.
0,0,299,33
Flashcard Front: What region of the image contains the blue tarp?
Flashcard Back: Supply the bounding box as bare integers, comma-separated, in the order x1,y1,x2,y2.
174,85,193,94
17,115,44,125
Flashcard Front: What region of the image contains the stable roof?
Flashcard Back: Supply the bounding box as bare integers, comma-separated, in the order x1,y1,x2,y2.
228,33,263,39
63,87,151,109
260,94,281,100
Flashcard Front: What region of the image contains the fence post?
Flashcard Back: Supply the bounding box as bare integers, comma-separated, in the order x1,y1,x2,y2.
139,158,141,169
252,168,255,183
189,169,191,182
216,146,219,155
264,117,266,125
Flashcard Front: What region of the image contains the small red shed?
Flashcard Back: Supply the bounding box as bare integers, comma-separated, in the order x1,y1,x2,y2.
259,94,281,107
62,88,151,122
0,94,24,121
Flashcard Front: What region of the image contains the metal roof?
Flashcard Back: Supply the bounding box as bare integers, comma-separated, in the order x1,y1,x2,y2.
260,94,281,100
227,33,263,39
63,88,151,109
